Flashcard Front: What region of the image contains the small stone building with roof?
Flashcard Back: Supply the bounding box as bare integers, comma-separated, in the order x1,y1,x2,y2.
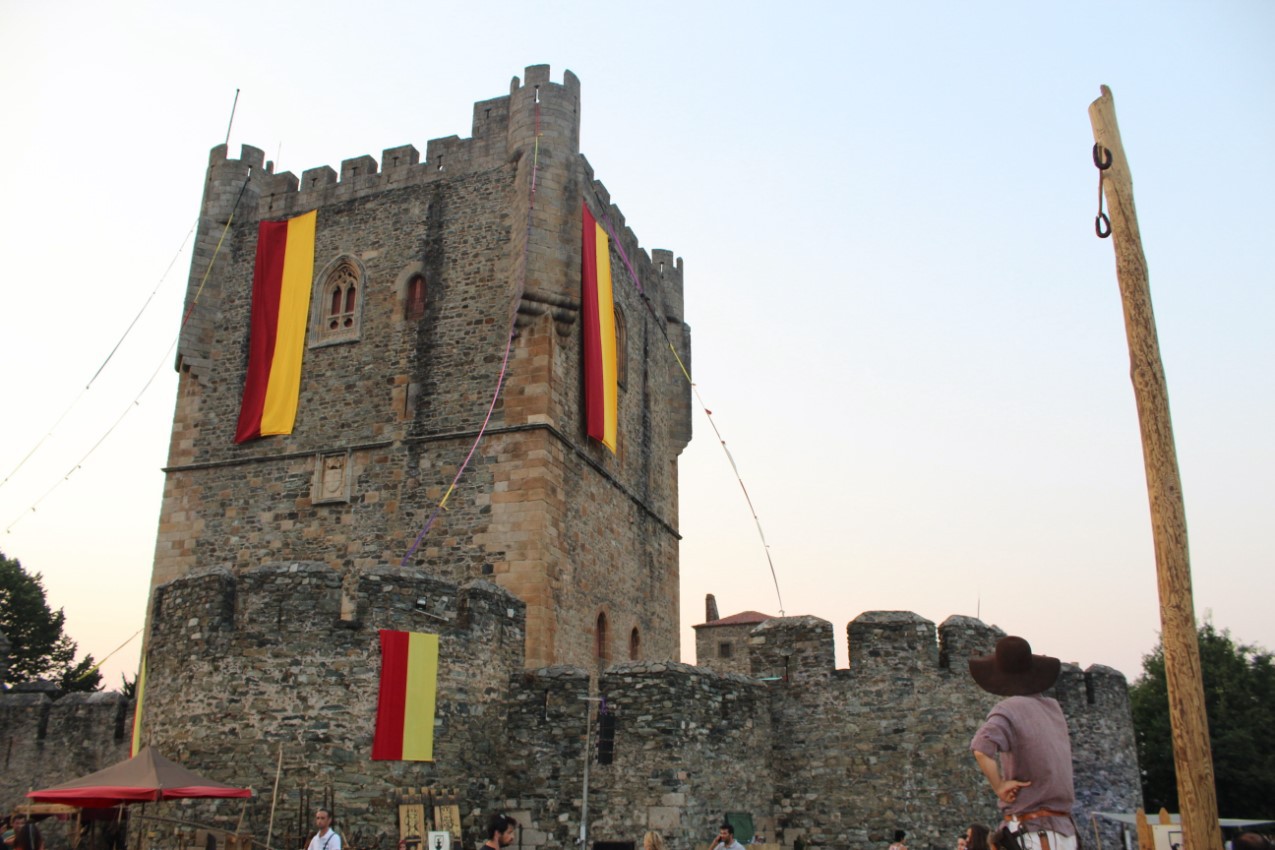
694,593,774,674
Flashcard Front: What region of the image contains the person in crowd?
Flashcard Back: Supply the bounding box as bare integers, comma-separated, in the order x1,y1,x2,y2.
970,636,1077,850
9,816,43,850
482,814,518,850
305,809,341,850
1234,834,1273,850
710,824,744,850
966,824,991,850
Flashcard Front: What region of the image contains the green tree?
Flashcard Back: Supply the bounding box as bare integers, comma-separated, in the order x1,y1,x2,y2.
0,549,102,692
1130,621,1275,816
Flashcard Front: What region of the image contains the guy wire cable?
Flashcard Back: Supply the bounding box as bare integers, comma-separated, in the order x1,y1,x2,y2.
594,206,785,616
0,221,197,492
400,88,543,564
5,335,178,533
71,627,143,682
4,172,252,531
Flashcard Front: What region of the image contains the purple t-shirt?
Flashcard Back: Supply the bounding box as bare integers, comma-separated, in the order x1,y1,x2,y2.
970,694,1076,836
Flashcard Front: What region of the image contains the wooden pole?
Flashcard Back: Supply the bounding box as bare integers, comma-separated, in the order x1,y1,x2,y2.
266,744,284,850
1088,85,1220,850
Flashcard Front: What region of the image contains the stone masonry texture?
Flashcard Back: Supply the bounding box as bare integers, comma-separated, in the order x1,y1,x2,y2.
0,66,1139,850
1,597,1141,850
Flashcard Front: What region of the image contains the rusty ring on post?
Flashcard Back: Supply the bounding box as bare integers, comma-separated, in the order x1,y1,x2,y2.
1095,212,1112,238
1092,143,1113,171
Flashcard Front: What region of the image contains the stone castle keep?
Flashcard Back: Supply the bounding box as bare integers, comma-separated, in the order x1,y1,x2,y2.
0,66,1140,850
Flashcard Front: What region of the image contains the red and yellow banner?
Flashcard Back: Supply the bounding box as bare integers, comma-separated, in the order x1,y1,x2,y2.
581,202,618,452
372,630,439,761
235,210,317,444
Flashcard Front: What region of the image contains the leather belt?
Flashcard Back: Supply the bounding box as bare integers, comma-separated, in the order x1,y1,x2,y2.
1006,810,1071,823
1004,810,1071,850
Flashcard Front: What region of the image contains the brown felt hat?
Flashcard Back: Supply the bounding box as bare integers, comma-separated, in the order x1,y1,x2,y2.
968,635,1061,696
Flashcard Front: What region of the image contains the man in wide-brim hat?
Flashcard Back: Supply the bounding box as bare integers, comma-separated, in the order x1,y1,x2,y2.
969,636,1077,850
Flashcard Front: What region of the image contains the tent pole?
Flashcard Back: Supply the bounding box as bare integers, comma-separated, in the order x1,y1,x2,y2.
266,744,284,850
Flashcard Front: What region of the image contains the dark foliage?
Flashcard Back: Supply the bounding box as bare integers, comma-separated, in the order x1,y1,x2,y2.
1130,622,1275,816
0,549,102,692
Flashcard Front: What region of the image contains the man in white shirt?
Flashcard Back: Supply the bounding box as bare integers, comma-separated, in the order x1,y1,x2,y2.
305,809,342,850
710,824,745,850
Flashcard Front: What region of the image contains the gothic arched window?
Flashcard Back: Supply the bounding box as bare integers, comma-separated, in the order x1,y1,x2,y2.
310,255,365,346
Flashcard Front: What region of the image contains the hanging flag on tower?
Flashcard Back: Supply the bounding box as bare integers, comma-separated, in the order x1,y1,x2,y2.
581,201,618,452
235,210,317,443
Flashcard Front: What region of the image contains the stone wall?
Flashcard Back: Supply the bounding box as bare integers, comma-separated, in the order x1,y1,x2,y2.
137,563,526,850
694,623,760,676
0,587,1140,850
155,65,690,673
0,690,133,814
496,611,1138,850
744,613,1137,850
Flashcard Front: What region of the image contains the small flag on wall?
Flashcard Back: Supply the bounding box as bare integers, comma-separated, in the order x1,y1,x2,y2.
372,630,440,761
581,202,618,452
235,209,318,443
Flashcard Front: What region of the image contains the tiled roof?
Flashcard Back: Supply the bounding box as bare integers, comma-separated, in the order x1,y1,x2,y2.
693,610,773,629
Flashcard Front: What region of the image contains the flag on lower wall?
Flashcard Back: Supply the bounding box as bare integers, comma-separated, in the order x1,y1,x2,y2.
235,210,317,443
581,202,618,452
372,630,439,761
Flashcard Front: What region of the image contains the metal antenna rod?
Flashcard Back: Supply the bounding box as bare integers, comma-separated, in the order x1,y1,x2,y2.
224,88,241,147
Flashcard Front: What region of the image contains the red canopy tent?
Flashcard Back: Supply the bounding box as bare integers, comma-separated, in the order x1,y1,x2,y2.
26,746,253,808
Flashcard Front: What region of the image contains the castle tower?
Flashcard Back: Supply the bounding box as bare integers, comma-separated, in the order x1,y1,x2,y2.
152,65,691,671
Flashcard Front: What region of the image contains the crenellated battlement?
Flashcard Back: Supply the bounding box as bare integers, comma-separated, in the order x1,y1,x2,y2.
0,690,134,816
147,561,526,653
848,609,941,671
179,64,684,393
728,609,1133,714
581,157,687,328
197,63,678,316
3,599,1139,850
199,65,583,222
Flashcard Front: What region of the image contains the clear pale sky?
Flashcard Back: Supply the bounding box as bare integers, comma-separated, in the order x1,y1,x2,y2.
1,2,1271,691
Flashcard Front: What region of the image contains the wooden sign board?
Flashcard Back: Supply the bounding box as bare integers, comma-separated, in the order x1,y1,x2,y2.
432,805,460,842
399,803,427,849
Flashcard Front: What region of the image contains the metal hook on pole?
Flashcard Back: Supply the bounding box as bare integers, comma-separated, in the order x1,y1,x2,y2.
1093,143,1113,238
1092,143,1113,171
1095,211,1112,239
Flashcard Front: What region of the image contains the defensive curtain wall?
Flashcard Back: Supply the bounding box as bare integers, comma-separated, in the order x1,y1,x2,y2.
0,589,1140,850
